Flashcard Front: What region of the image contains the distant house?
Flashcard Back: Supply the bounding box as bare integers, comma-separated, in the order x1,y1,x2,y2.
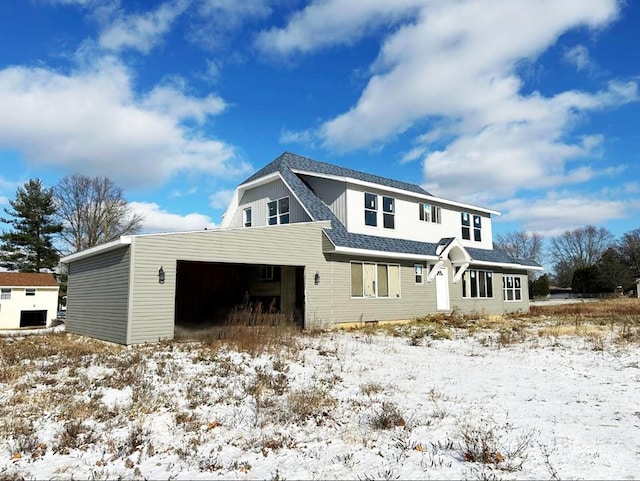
0,272,60,329
62,152,542,345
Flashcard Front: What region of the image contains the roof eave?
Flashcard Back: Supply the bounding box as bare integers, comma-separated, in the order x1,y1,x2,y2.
60,237,133,264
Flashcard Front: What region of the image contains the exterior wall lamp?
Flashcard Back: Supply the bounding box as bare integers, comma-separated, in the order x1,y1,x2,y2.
314,271,320,285
158,266,165,284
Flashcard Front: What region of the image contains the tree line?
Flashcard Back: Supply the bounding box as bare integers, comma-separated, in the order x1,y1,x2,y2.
496,226,640,296
0,175,143,273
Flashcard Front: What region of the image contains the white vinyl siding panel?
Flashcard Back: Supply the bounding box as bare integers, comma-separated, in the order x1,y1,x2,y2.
231,179,311,228
66,246,130,345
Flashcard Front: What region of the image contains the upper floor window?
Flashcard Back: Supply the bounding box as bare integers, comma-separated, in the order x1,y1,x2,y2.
462,270,493,298
461,213,482,241
25,288,36,296
243,207,252,227
382,196,395,229
419,203,441,224
268,197,290,225
0,288,10,300
364,193,377,227
503,275,522,301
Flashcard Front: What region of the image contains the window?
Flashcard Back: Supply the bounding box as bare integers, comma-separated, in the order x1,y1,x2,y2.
267,197,290,225
351,261,401,298
473,215,482,242
419,203,441,224
503,275,522,301
462,270,493,298
461,212,471,240
258,265,274,281
364,193,377,227
382,196,395,229
25,288,36,297
0,288,10,300
243,208,252,227
414,264,424,284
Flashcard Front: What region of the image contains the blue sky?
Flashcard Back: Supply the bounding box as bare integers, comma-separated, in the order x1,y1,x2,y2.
0,0,638,246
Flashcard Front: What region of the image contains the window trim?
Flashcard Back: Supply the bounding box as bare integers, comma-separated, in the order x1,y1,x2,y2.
364,192,378,227
0,288,10,300
382,196,395,229
267,196,290,225
350,261,401,299
503,275,523,302
419,203,441,224
462,269,494,299
243,207,252,227
414,264,424,284
25,288,36,297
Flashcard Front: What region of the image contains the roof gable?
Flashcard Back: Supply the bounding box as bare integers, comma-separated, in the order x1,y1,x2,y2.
0,272,59,287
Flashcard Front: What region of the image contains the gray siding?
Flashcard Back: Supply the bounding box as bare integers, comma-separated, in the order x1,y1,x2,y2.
231,179,311,228
66,246,130,344
328,255,531,324
128,222,334,344
302,176,348,225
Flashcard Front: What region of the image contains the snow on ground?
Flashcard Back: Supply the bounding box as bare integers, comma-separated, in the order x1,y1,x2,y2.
1,327,639,480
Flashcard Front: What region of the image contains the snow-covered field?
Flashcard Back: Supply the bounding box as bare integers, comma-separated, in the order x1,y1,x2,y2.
1,321,639,480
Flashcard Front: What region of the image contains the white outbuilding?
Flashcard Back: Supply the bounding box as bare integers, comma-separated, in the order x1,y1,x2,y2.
0,272,60,329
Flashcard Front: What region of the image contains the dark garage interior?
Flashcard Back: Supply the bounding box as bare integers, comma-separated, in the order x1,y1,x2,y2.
174,260,305,328
20,310,47,328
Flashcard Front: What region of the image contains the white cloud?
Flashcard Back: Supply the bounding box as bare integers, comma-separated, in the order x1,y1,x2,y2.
497,194,626,236
208,189,235,210
265,0,636,206
0,57,252,189
99,1,188,54
131,201,217,232
564,44,592,71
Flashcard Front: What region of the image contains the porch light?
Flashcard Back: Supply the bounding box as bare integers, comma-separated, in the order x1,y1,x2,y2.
158,266,165,284
314,272,320,285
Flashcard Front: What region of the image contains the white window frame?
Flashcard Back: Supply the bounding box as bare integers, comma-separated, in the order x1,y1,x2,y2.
267,196,290,225
382,196,395,229
0,288,10,300
462,269,494,299
350,261,401,299
503,275,523,302
419,203,441,224
414,264,424,284
364,192,378,227
243,207,252,227
473,215,482,242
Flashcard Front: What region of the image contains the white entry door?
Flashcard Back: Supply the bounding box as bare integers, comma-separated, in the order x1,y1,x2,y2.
435,267,450,311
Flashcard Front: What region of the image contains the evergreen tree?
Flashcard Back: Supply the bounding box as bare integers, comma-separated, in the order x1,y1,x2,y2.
0,179,63,272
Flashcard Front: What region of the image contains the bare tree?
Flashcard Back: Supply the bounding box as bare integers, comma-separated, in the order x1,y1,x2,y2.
54,174,144,253
549,225,613,286
494,230,544,280
618,228,640,278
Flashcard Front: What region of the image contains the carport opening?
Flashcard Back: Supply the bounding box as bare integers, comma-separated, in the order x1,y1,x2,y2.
20,310,47,328
174,260,305,330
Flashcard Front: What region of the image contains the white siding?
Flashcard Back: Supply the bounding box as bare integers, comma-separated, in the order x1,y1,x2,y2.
0,287,59,329
345,184,494,248
229,179,311,228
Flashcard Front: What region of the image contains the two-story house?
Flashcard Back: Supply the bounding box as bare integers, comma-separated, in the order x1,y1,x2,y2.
62,152,541,345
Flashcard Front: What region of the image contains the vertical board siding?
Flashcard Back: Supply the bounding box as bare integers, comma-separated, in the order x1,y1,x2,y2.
66,247,130,344
230,179,311,228
302,176,348,225
128,222,334,344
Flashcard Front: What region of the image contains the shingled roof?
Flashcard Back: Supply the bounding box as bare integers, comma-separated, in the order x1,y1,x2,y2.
0,272,59,287
244,152,541,269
